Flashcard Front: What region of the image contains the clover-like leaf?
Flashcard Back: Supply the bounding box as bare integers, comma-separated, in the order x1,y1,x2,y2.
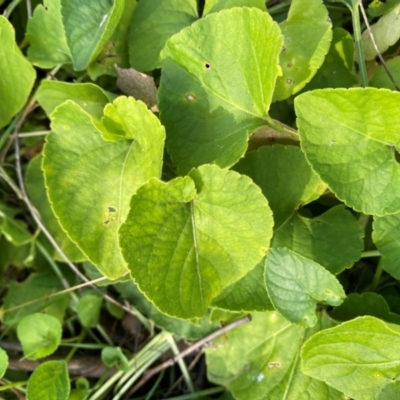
265,248,346,326
272,205,363,275
295,88,400,216
43,97,165,279
0,16,36,129
206,312,341,399
61,0,124,70
373,212,400,279
301,316,400,399
17,313,62,360
273,0,332,101
26,360,70,400
234,145,326,228
119,165,273,319
26,0,71,68
159,7,283,174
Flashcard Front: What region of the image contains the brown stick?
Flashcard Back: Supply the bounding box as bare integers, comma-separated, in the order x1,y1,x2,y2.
125,314,252,397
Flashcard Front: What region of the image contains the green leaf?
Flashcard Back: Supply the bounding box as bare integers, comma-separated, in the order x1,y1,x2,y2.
0,16,36,129
43,97,165,279
119,164,273,319
0,348,8,379
362,5,400,61
203,0,267,15
233,145,326,228
26,360,70,400
159,7,283,174
211,260,273,312
370,57,400,90
61,0,124,70
265,248,345,326
36,80,112,118
206,312,341,399
77,293,103,327
368,0,400,17
87,1,137,79
3,273,68,326
115,281,220,340
26,156,85,262
373,213,400,279
273,0,332,101
0,212,32,246
17,313,62,360
129,0,198,71
301,316,400,399
329,292,400,325
295,88,400,216
377,380,400,400
272,205,364,275
101,347,129,371
26,0,71,68
304,27,357,90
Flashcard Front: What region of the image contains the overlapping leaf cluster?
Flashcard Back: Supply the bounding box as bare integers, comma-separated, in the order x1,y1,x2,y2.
2,0,400,398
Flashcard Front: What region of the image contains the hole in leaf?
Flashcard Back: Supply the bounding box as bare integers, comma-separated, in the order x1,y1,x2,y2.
286,79,293,84
204,62,211,70
282,47,287,53
186,94,195,102
103,220,110,225
108,206,117,213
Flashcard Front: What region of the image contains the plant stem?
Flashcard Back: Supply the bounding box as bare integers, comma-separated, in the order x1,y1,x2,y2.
0,112,21,151
371,259,384,291
352,1,368,87
167,336,195,393
361,250,380,258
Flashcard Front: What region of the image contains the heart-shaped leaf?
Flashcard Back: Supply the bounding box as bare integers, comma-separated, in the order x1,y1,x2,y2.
17,313,62,360
26,360,70,400
159,7,283,174
272,205,363,275
265,248,346,326
273,0,332,101
206,312,341,399
119,164,273,319
373,212,400,279
295,88,400,216
129,0,198,72
43,97,165,279
211,260,273,312
61,0,124,70
26,0,71,68
301,316,400,399
233,145,326,228
0,16,36,129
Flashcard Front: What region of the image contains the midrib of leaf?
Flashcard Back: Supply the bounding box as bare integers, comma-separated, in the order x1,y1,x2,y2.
190,199,203,310
239,322,293,359
303,104,397,148
282,330,306,400
117,140,135,228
